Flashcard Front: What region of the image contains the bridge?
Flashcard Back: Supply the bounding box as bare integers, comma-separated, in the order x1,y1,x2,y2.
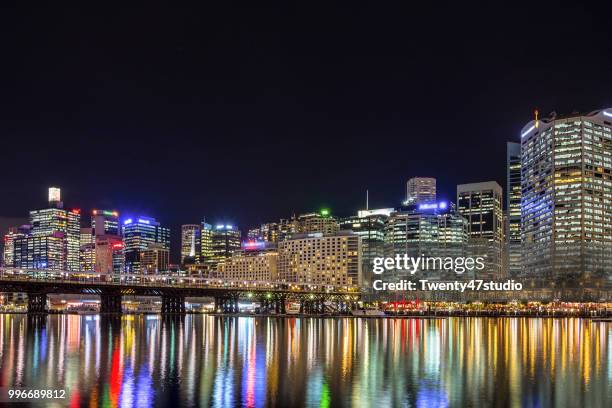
0,268,360,314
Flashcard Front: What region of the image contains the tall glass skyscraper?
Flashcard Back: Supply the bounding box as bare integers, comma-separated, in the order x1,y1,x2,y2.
181,224,201,264
384,203,468,282
211,224,241,267
122,216,170,274
520,108,612,292
19,188,81,271
457,182,504,279
506,142,522,277
339,210,388,292
200,221,213,264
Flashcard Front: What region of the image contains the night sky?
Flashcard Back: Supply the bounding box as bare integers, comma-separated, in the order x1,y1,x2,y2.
1,3,611,260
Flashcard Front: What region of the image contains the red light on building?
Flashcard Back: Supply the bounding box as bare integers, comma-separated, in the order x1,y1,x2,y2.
71,208,81,214
92,209,98,215
112,243,123,249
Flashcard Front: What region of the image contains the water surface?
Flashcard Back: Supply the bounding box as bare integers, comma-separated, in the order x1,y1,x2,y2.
0,315,609,407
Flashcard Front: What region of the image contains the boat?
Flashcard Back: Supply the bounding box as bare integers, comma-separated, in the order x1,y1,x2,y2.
286,303,301,315
351,309,386,317
66,303,99,314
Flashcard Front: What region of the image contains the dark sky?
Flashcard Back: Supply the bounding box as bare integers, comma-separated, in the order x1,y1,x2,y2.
1,3,611,260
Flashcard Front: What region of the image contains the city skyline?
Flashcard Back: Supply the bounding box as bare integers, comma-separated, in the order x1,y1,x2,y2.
2,104,611,272
1,4,611,244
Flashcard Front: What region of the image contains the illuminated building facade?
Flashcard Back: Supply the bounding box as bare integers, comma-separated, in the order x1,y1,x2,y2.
405,177,437,205
14,235,65,269
140,243,170,274
181,224,201,264
506,142,522,277
94,235,124,274
247,227,262,241
520,108,612,285
200,221,213,263
277,231,361,286
296,210,339,235
339,211,387,290
79,227,95,271
211,224,241,267
384,202,468,280
92,209,120,236
23,188,81,271
457,182,504,279
259,218,297,243
2,226,30,267
122,216,170,274
217,241,278,281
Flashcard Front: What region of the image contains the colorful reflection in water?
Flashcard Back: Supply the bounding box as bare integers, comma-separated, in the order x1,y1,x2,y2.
0,315,609,407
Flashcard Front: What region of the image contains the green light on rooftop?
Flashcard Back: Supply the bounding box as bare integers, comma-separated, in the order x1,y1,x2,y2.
320,208,330,217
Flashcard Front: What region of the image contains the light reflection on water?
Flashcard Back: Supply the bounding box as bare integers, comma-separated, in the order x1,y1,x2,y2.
0,315,609,407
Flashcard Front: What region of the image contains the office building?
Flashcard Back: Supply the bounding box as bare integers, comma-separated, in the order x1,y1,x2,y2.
140,243,170,274
260,218,297,243
385,202,469,280
247,227,262,241
122,216,170,274
339,211,387,290
405,177,437,205
457,182,504,279
181,224,201,264
520,108,612,285
79,227,95,271
94,235,124,274
211,224,241,267
23,188,81,271
277,231,361,287
92,209,120,236
296,210,339,235
217,241,278,281
2,226,30,267
506,142,522,277
200,221,214,264
14,235,65,269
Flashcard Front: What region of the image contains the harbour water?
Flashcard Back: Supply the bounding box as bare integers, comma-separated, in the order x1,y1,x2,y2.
0,315,610,407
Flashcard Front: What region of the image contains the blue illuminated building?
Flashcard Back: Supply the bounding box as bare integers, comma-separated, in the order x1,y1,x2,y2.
122,216,170,274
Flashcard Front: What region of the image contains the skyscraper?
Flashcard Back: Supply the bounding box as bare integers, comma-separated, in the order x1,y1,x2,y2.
140,243,170,274
122,216,170,274
79,227,95,271
2,225,30,267
19,188,81,271
94,235,124,274
521,108,612,288
506,142,522,277
91,209,122,274
339,210,387,291
181,224,201,264
296,210,339,235
457,182,504,279
92,210,120,236
211,224,241,267
200,221,213,264
405,177,436,205
385,202,468,282
259,218,297,243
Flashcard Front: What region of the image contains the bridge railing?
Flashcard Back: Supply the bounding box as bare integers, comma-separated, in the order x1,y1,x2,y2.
0,268,360,295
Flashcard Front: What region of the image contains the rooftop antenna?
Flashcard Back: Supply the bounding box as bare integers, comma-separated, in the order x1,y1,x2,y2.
366,189,369,210
534,108,539,128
